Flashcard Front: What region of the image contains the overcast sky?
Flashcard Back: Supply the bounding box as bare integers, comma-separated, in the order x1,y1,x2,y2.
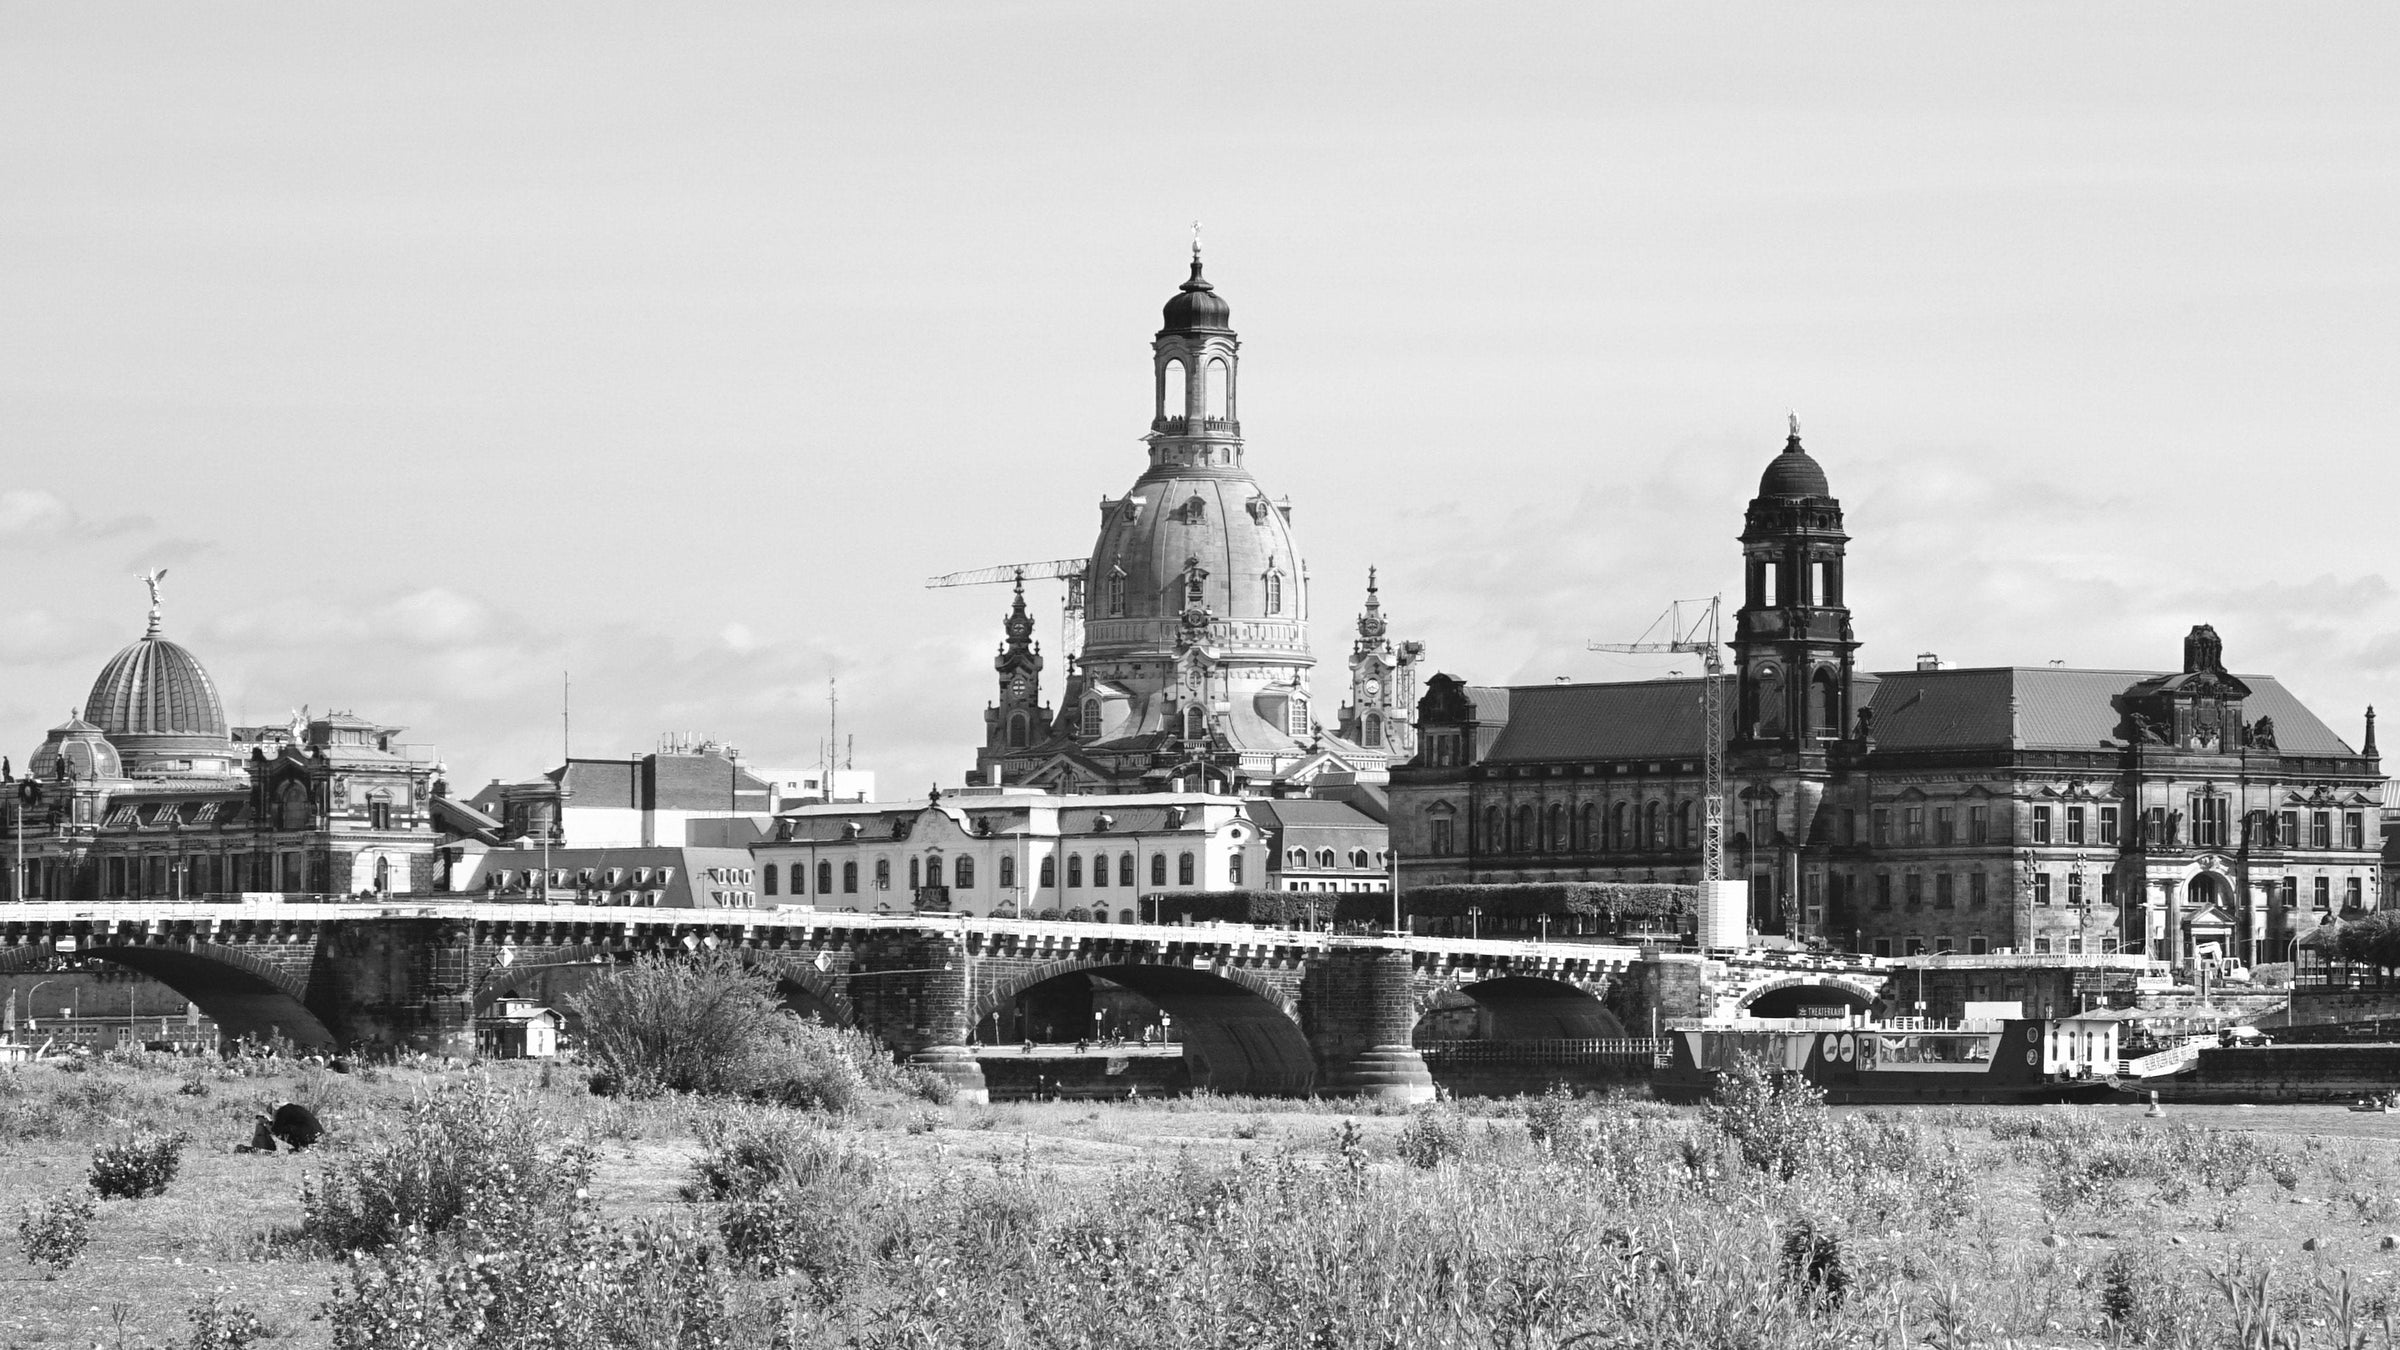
4,4,2397,795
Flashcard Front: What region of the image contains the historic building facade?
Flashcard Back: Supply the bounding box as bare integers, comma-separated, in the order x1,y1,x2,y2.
970,253,1419,796
1389,425,2384,966
1,589,444,903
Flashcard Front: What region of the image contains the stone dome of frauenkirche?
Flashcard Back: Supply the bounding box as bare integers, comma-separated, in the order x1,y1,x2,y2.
1757,421,1832,498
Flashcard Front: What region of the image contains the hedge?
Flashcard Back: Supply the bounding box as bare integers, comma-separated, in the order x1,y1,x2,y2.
1148,889,1390,927
1402,882,1693,921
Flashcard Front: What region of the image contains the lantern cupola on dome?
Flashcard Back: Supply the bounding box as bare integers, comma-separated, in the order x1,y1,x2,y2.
79,572,236,777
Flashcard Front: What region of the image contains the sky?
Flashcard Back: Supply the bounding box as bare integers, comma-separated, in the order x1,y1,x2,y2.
3,4,2398,796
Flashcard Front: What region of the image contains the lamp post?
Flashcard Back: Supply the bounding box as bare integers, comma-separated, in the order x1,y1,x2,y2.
1468,905,1481,941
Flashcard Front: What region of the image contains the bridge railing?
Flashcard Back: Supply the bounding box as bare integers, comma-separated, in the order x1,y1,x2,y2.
1415,1037,1669,1066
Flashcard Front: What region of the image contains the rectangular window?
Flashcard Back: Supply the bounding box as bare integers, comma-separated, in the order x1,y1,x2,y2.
2194,796,2227,848
1876,873,1893,907
1842,810,1858,845
1905,871,1924,906
107,856,126,897
2033,872,2052,906
1935,934,1956,954
2278,811,2299,848
1230,854,1244,886
1969,806,1990,845
2099,806,2119,846
2346,812,2365,850
1934,807,1956,845
1906,937,1927,957
1934,872,1954,908
2031,806,2052,845
2314,877,2331,910
1872,809,1892,846
2281,877,2297,908
1429,817,1454,855
1873,937,1893,958
2066,806,2085,846
2100,871,2115,905
2346,877,2363,909
1904,807,1926,844
2146,807,2167,845
2067,871,2084,906
1968,935,1989,956
2034,937,2053,955
1970,872,1988,906
2067,936,2085,955
2312,812,2332,850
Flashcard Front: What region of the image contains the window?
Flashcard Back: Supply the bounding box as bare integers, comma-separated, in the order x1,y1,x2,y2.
842,861,858,893
928,856,946,888
2100,871,2114,905
1934,807,1955,845
1875,873,1893,907
2347,877,2364,909
1512,806,1533,852
957,857,975,889
1431,817,1454,854
1677,801,1694,849
2033,873,2052,906
2280,877,2297,908
1185,568,1206,608
2347,812,2366,850
908,858,920,890
1090,853,1109,888
1581,804,1599,850
1900,871,1920,905
1082,700,1103,739
2066,806,2085,846
1178,852,1195,886
2067,937,2085,955
2033,937,2053,955
2314,876,2331,910
1230,854,1244,885
1152,854,1167,886
1008,714,1029,749
2312,811,2331,850
1066,855,1083,887
1612,803,1629,850
2193,796,2227,848
1906,937,1927,957
1119,853,1134,886
1843,809,1858,845
1872,809,1892,846
2067,871,2084,906
1969,805,1989,844
2145,807,2167,845
1904,806,1925,844
1970,872,1988,906
1936,934,1957,955
1108,572,1126,616
1873,937,1893,958
1363,715,1382,747
2278,811,2299,848
2031,805,2052,845
763,864,779,897
1935,872,1954,907
1265,572,1283,614
368,800,393,830
999,855,1015,888
1287,697,1309,737
1039,857,1056,888
2099,806,2119,846
1968,936,1989,956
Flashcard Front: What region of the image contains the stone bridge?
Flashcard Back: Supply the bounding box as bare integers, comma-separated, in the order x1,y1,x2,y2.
0,902,1889,1102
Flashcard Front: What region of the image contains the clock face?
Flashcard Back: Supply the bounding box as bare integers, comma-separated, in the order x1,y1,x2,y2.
1010,676,1027,696
1364,678,1381,697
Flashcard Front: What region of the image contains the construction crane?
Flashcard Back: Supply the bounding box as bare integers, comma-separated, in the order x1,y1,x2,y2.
926,558,1089,662
1589,596,1727,883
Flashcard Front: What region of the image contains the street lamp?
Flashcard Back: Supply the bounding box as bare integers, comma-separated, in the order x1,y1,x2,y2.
1468,905,1481,941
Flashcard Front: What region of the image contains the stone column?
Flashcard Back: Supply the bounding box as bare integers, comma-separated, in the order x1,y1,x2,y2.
1609,952,1708,1035
1303,944,1434,1103
850,930,989,1105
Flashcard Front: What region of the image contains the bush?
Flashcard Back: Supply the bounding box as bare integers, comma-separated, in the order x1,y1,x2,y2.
1394,1107,1468,1168
1704,1054,1829,1180
90,1130,188,1200
184,1292,271,1350
16,1190,94,1272
691,1106,879,1202
1148,889,1390,928
571,951,800,1098
1523,1082,1581,1151
1779,1218,1847,1309
302,1081,591,1253
1405,881,1693,923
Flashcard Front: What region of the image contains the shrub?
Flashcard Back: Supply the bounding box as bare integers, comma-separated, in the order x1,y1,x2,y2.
690,1106,879,1202
90,1130,188,1200
1394,1107,1468,1168
16,1190,95,1272
184,1292,271,1350
1704,1054,1829,1179
1405,881,1692,923
1780,1218,1847,1309
1523,1082,1581,1151
571,951,798,1098
302,1081,591,1253
1147,889,1389,928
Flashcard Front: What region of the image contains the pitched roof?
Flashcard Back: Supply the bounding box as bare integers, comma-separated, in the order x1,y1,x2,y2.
1468,666,2361,764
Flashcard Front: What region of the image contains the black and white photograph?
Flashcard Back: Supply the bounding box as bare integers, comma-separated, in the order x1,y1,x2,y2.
3,6,2399,1345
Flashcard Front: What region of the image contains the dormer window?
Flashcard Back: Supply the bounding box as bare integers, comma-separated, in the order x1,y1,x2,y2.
1107,568,1127,616
1287,696,1310,737
1082,698,1104,739
1264,571,1284,615
1179,495,1207,524
1182,705,1206,740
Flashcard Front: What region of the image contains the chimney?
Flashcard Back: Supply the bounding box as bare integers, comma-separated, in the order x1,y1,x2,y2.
1916,653,1943,672
986,765,1002,787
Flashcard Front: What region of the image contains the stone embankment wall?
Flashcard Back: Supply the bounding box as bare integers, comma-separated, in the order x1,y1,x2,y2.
2185,1044,2400,1102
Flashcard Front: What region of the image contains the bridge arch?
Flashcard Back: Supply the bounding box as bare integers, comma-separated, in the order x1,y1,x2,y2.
474,945,858,1030
1735,974,1883,1018
976,957,1312,1096
1416,974,1626,1042
0,942,335,1049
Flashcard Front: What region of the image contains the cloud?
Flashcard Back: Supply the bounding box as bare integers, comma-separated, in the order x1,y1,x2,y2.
0,490,74,541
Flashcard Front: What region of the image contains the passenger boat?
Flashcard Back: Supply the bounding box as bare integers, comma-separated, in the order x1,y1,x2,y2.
1654,1016,2126,1106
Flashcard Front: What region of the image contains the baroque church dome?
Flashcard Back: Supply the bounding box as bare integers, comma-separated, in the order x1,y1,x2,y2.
1757,419,1832,498
1160,258,1232,333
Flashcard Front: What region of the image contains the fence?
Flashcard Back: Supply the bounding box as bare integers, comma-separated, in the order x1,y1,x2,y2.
1416,1037,1668,1067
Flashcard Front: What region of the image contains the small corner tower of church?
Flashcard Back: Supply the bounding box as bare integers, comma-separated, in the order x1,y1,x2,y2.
1731,417,1859,762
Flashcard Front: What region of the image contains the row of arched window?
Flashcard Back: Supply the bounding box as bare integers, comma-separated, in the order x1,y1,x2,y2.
1285,847,1388,869
760,850,1209,896
1481,800,1698,855
1099,568,1287,617
1160,356,1232,421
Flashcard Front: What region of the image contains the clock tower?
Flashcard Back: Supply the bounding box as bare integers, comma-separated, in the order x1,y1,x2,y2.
1340,568,1422,763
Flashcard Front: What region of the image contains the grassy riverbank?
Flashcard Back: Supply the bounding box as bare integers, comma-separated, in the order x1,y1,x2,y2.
5,1053,2400,1347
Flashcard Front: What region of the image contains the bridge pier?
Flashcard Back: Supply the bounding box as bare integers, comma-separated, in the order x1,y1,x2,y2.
850,930,990,1105
1306,946,1435,1103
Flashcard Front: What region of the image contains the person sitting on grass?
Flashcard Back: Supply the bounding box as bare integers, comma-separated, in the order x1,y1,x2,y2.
240,1101,324,1152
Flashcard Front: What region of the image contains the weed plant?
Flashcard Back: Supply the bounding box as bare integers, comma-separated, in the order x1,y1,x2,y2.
301,1079,592,1253
90,1128,190,1199
16,1190,96,1272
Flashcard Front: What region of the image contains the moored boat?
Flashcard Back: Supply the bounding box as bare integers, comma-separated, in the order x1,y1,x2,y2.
1655,1015,2124,1105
